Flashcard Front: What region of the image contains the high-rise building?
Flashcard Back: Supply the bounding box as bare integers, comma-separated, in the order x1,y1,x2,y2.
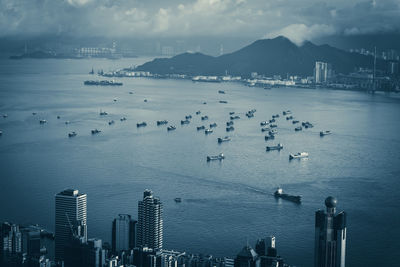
314,197,346,267
55,189,87,261
64,237,106,267
315,62,328,83
112,214,137,253
234,245,258,267
137,190,163,250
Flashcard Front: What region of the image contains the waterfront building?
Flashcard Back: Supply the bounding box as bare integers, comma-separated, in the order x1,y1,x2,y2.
314,197,346,267
315,61,328,83
234,245,259,267
137,190,163,250
64,237,106,267
112,214,137,253
0,222,23,265
55,189,87,261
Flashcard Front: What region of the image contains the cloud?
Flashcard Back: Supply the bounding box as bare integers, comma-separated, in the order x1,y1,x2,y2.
266,24,337,46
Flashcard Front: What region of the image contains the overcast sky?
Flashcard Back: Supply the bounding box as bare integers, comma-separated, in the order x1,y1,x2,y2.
1,0,399,45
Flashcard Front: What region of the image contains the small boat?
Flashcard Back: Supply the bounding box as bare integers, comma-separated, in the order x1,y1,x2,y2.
261,127,270,132
120,117,127,121
197,125,205,131
286,116,293,120
295,126,302,131
68,131,77,138
157,120,168,125
302,122,314,128
39,120,47,124
266,143,283,151
203,102,207,104
196,111,201,115
129,91,134,94
270,124,277,128
100,110,108,116
230,115,240,120
32,112,37,115
218,90,225,94
246,112,254,118
113,98,117,102
137,122,147,127
226,126,235,132
3,114,8,118
218,136,231,143
144,99,148,102
209,123,217,128
167,126,176,131
181,119,190,125
320,130,332,136
91,129,101,134
205,129,213,134
0,130,2,136
282,110,291,115
207,153,225,161
292,120,299,124
65,121,70,125
219,100,228,104
269,119,275,123
269,129,278,135
57,116,61,119
229,112,235,115
272,114,279,118
185,115,192,119
289,152,309,160
260,121,269,126
226,121,234,126
265,135,275,141
174,197,182,203
201,116,209,121
108,120,115,125
274,187,301,203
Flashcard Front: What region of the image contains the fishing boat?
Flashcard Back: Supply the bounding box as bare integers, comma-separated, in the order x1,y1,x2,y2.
157,120,168,125
295,126,302,131
265,135,275,141
137,122,147,127
226,121,234,126
91,129,101,134
39,120,47,124
205,129,213,134
197,125,205,131
226,126,235,132
207,153,225,161
68,132,77,138
167,126,176,131
201,116,209,121
218,136,231,143
210,123,217,128
289,152,309,160
181,119,190,125
266,143,283,151
108,120,115,125
320,130,332,136
120,117,127,121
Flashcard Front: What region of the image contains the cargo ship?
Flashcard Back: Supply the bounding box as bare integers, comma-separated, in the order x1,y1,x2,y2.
84,80,123,86
274,187,301,203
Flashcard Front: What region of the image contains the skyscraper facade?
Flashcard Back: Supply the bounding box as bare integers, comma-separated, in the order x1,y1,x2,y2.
137,190,163,250
315,61,328,83
55,189,87,261
314,197,346,267
112,214,137,253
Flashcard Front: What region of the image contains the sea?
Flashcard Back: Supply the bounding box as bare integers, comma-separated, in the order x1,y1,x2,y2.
0,57,399,266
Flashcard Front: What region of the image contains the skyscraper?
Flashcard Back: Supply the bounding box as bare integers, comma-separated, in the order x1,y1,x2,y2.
55,189,87,261
112,214,137,253
137,190,163,250
315,61,328,83
314,197,346,267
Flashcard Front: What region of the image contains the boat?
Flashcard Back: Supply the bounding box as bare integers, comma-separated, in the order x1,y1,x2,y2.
167,126,176,131
210,123,217,128
39,120,47,124
2,114,8,118
274,187,301,203
174,197,182,203
292,120,299,124
205,129,213,134
100,110,108,116
181,119,190,125
226,126,235,132
272,114,279,118
218,136,231,143
270,124,277,128
196,111,201,115
32,112,37,115
185,115,192,119
295,126,302,131
201,116,209,121
230,115,240,120
113,98,117,102
286,116,293,120
246,112,254,118
260,121,269,126
65,121,70,125
129,91,134,94
289,152,309,160
108,120,115,125
207,153,225,161
68,131,77,137
57,116,61,119
266,143,283,151
218,90,225,94
302,122,314,128
203,102,207,104
89,68,94,74
320,130,332,136
282,110,291,115
137,122,147,127
219,100,228,104
261,127,270,132
0,130,2,136
226,121,234,126
84,80,123,86
229,112,235,115
197,125,205,131
120,117,127,121
269,119,275,123
157,120,168,125
144,99,148,102
269,129,278,135
91,129,101,134
265,135,275,141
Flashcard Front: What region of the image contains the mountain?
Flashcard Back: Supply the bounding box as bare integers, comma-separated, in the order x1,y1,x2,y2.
136,36,384,77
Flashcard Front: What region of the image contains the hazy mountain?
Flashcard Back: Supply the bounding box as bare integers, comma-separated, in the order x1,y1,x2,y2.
136,36,384,77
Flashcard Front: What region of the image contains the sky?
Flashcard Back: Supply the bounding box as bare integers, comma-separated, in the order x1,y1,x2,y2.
0,0,399,45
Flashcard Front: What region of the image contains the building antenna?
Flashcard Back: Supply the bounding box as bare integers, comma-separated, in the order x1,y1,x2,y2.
373,46,377,93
